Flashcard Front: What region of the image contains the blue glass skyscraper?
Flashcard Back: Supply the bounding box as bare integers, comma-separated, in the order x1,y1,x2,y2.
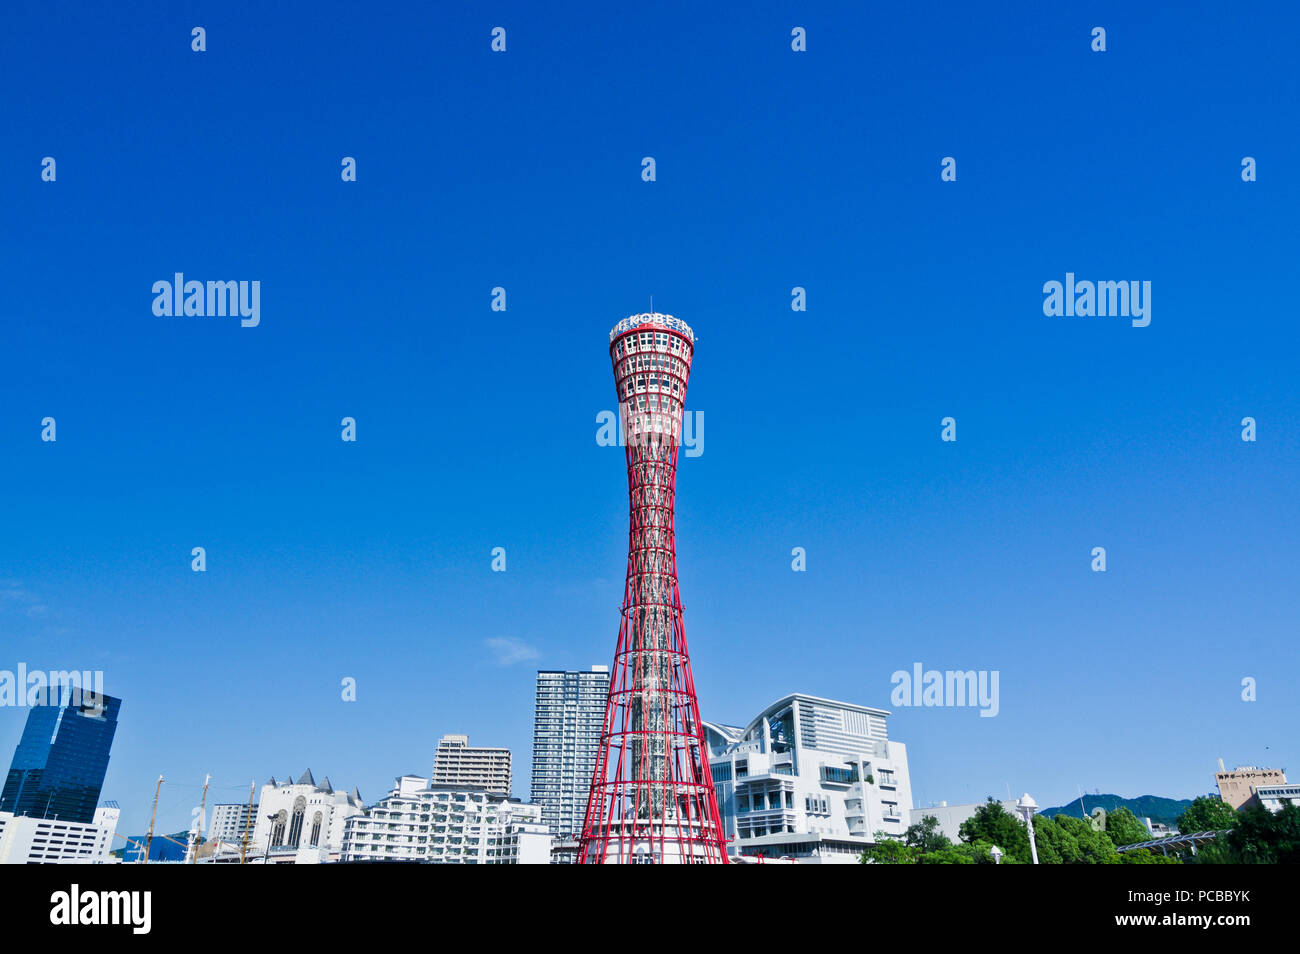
1,687,121,823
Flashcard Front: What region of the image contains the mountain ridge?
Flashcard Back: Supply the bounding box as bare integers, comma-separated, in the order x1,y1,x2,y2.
1040,794,1194,828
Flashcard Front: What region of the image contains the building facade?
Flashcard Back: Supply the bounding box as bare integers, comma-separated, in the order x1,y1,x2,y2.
1238,784,1300,813
248,769,363,863
208,802,255,848
0,803,120,864
1,688,121,825
531,666,609,839
432,735,511,796
341,776,551,864
1215,760,1287,809
909,800,1020,843
705,693,913,864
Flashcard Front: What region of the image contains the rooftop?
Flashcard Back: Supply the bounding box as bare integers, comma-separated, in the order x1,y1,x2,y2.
609,312,695,343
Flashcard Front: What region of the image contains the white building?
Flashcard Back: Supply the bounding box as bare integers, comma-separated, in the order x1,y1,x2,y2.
248,769,364,864
0,803,120,864
705,693,913,864
1241,783,1300,813
909,800,1020,842
208,802,254,850
432,735,512,796
341,776,550,864
531,666,609,839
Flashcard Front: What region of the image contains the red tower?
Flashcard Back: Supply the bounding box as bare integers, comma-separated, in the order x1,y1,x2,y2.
579,312,728,864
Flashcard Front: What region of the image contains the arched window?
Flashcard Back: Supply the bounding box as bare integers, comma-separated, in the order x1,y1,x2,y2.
271,810,287,847
288,796,306,848
309,811,323,847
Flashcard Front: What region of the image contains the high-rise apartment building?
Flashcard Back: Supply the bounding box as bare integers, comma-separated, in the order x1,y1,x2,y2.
208,802,255,848
432,735,511,796
1,688,121,825
531,666,610,838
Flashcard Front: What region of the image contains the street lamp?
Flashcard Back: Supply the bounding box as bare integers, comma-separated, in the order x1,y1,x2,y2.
1016,793,1039,865
990,845,1003,865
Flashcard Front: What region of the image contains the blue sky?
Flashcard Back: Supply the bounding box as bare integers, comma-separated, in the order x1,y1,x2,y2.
2,1,1298,835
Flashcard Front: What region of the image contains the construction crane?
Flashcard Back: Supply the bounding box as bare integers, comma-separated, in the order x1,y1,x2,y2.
143,775,163,863
113,775,264,863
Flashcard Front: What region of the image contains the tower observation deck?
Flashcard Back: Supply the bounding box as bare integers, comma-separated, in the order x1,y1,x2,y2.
578,312,728,864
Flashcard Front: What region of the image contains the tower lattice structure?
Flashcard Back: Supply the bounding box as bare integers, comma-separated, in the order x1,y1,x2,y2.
578,312,727,864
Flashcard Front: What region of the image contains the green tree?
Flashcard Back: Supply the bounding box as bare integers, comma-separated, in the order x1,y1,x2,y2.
1121,847,1181,864
1189,839,1233,863
1105,807,1152,847
860,833,916,864
904,815,952,854
958,797,1031,863
875,798,1190,865
952,839,1009,863
1219,804,1300,864
1026,815,1071,864
1051,814,1121,863
1176,796,1237,833
916,843,976,864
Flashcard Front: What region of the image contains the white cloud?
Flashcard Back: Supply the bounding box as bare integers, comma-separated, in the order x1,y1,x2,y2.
484,637,540,666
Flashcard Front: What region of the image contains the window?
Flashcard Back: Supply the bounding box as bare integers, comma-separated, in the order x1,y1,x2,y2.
821,765,858,784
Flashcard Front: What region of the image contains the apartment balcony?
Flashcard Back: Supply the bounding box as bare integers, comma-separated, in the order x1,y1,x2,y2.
819,765,859,787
